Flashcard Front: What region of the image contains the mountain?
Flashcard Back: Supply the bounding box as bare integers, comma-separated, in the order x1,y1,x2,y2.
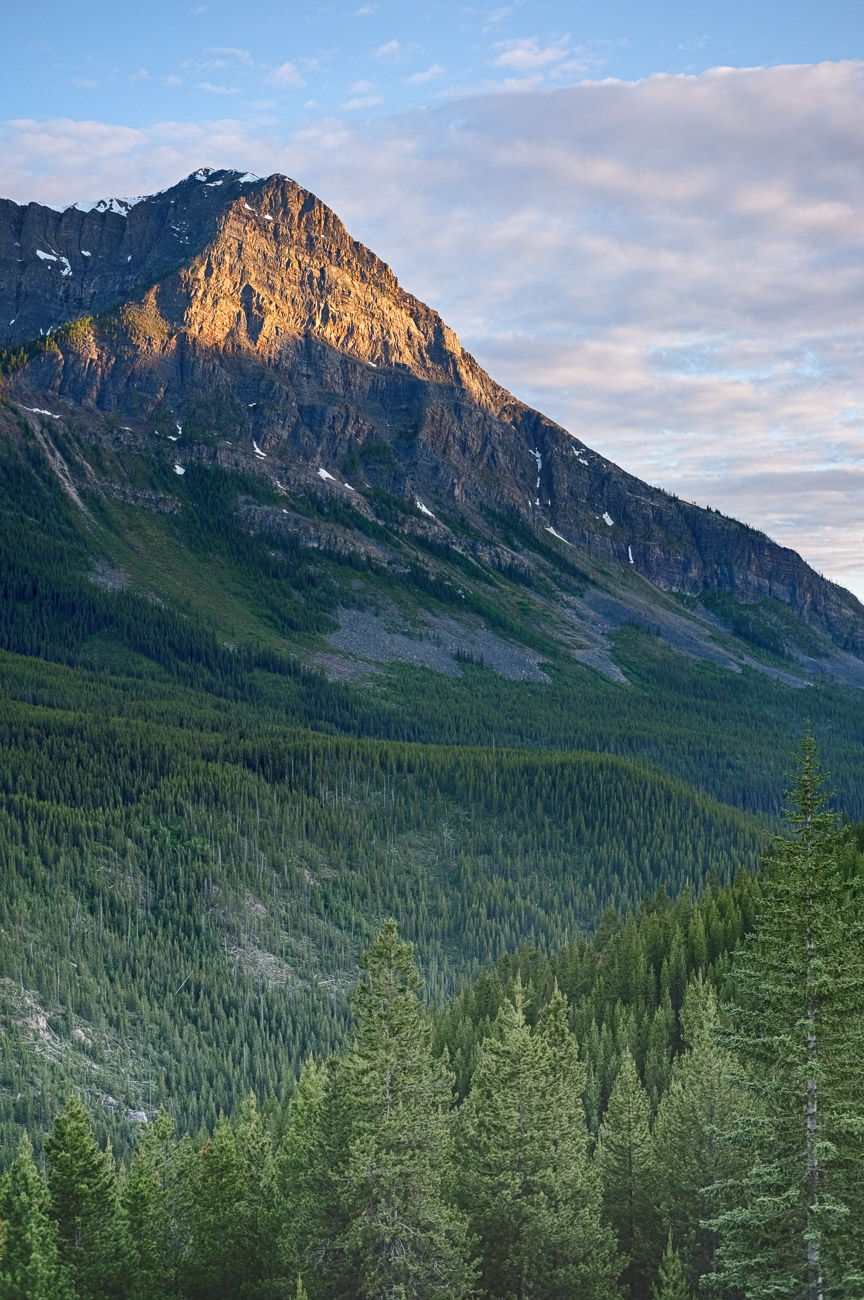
2,165,863,679
1,168,863,1155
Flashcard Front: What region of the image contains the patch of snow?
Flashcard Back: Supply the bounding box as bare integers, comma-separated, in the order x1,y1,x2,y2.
237,172,259,183
628,545,634,564
545,525,572,546
367,360,377,367
253,440,267,458
415,499,435,518
602,512,614,526
244,202,256,213
343,482,356,491
206,180,223,186
36,249,57,262
58,256,72,277
168,435,179,441
71,196,143,216
174,464,185,475
317,467,336,482
193,168,214,181
530,448,542,471
263,213,273,221
9,319,14,325
81,249,91,256
127,255,132,262
24,407,60,418
282,508,289,514
535,497,541,506
247,402,257,408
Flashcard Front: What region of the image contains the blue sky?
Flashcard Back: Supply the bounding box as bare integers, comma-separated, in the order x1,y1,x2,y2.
3,2,864,599
5,0,863,128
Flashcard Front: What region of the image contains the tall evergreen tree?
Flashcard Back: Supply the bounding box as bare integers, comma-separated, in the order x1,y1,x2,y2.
597,1049,657,1299
275,1057,349,1300
338,919,474,1300
122,1109,177,1300
651,979,748,1291
713,733,864,1298
0,1131,74,1300
45,1096,135,1300
181,1113,245,1300
458,978,619,1300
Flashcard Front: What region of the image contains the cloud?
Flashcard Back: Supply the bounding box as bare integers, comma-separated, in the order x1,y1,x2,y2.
197,82,240,95
269,61,305,87
492,36,570,70
71,78,100,89
372,40,402,61
407,64,446,85
342,94,385,110
2,62,864,598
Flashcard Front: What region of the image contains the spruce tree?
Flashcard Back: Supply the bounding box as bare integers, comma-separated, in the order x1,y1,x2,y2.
181,1113,245,1299
652,1234,691,1300
45,1096,135,1300
597,1049,657,1299
122,1109,177,1300
651,979,748,1289
459,979,620,1300
338,919,474,1300
275,1057,344,1298
0,1131,74,1300
713,733,864,1298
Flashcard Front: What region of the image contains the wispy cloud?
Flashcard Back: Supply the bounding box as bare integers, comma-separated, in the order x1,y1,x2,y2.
342,93,385,110
197,82,240,95
372,39,402,61
269,61,305,87
407,64,446,85
492,36,571,70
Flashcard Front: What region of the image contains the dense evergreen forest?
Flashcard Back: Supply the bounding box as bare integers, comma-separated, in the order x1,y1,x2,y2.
2,741,863,1298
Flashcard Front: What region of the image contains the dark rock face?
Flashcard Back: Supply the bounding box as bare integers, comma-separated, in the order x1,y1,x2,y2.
0,168,260,348
3,167,863,659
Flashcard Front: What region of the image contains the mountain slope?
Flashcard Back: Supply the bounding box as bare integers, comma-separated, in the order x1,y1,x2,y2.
2,166,863,672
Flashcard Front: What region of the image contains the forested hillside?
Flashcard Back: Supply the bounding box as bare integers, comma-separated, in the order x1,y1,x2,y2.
2,404,864,1168
2,751,862,1298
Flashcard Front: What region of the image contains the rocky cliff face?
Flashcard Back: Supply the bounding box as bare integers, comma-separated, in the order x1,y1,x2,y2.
2,167,863,666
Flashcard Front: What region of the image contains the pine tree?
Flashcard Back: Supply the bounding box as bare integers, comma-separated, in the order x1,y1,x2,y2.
0,1131,74,1300
45,1096,135,1300
713,733,864,1298
338,919,474,1300
597,1049,657,1299
459,979,620,1300
651,978,748,1289
652,1234,691,1300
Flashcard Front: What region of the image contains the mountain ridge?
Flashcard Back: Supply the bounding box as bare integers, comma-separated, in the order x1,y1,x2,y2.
1,165,863,681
